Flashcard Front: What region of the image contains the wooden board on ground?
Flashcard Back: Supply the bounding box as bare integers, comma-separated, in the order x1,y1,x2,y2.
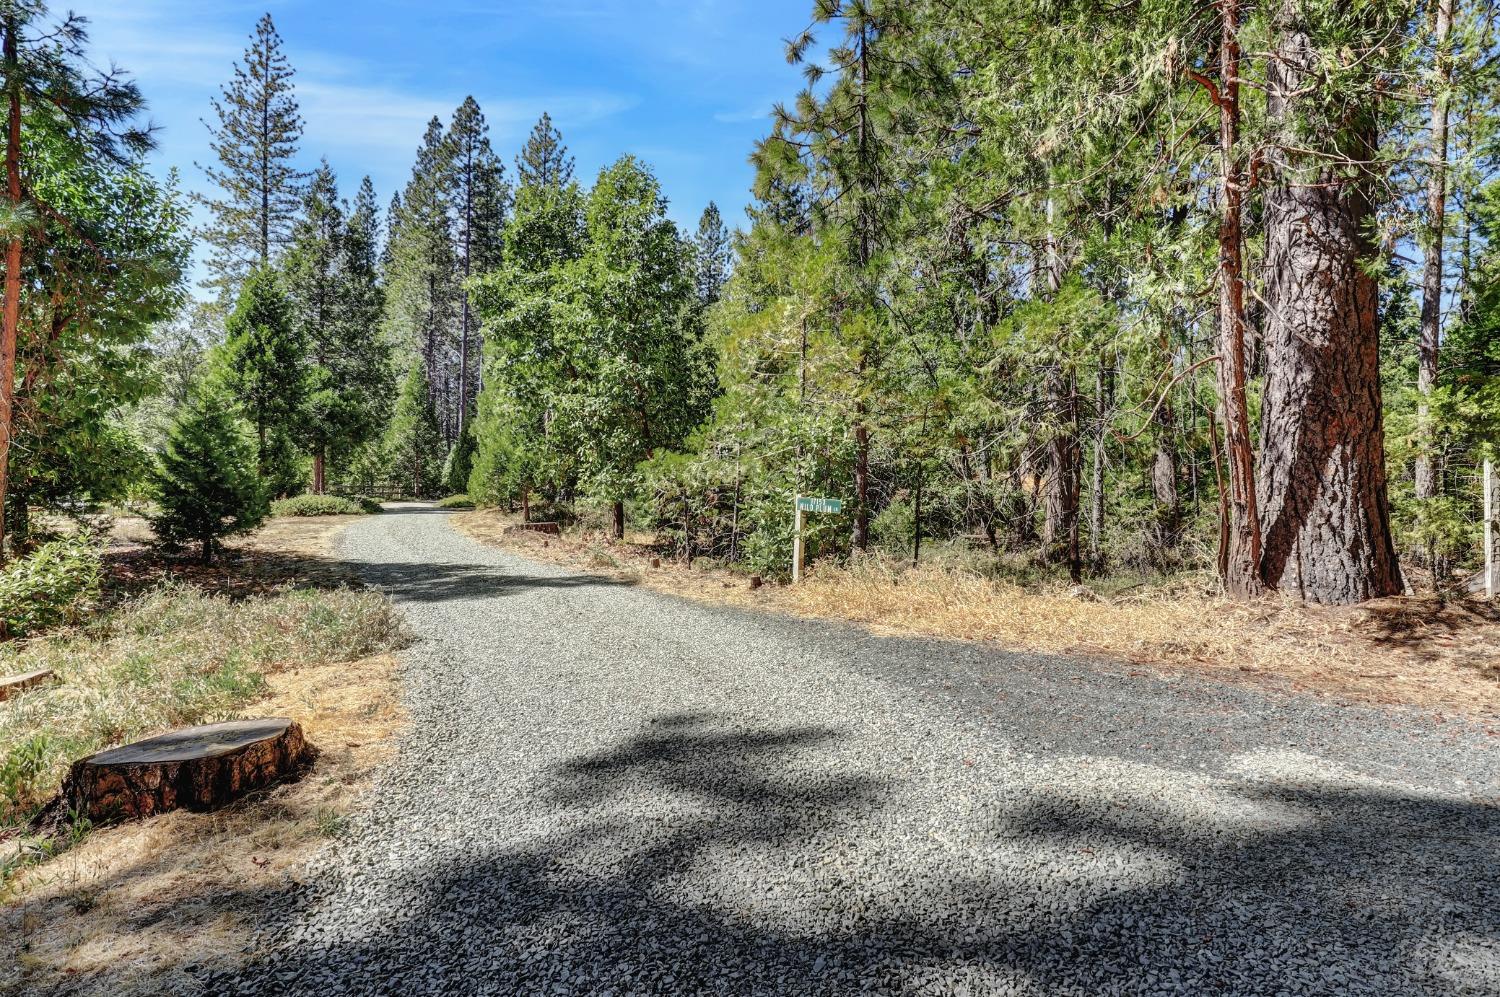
36,718,317,830
0,667,54,701
505,521,561,535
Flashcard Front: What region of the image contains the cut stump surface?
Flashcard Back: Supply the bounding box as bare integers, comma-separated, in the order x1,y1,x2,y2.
38,718,316,830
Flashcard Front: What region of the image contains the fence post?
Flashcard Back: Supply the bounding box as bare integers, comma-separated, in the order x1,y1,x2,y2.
1485,458,1495,600
792,497,805,584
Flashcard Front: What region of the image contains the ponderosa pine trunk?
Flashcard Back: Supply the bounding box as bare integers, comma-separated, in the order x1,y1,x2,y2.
1257,4,1403,605
1040,196,1081,582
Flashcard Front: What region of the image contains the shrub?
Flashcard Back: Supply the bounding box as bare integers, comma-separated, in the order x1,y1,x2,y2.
435,494,474,509
345,494,384,514
271,494,367,517
0,535,102,639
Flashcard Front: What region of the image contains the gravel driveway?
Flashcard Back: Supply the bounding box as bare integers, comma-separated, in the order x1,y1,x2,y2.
212,504,1500,995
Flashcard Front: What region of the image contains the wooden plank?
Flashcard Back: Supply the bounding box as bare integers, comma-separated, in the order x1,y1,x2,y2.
0,668,54,702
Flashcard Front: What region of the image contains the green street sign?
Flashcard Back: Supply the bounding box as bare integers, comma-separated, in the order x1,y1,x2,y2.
796,496,842,514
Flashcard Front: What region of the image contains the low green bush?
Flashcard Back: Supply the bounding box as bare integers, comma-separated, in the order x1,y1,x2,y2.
271,494,368,517
0,535,102,639
344,494,385,514
435,494,474,509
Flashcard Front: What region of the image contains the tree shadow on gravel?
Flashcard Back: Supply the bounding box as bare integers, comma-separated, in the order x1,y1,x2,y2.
349,560,629,604
199,714,1499,996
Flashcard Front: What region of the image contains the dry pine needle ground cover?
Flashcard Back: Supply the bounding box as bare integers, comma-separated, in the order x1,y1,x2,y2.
453,509,1500,721
1,515,407,997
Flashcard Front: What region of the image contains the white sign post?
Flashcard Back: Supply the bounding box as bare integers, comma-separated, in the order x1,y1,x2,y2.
792,495,843,583
1485,458,1495,600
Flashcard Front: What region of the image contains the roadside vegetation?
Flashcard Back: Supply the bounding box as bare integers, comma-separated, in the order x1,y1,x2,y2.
455,508,1500,718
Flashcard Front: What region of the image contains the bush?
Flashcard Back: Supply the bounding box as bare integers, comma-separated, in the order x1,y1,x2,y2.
344,494,384,514
271,494,368,517
435,494,474,509
0,534,102,638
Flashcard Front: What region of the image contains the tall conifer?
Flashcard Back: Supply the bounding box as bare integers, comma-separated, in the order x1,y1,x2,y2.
198,13,306,298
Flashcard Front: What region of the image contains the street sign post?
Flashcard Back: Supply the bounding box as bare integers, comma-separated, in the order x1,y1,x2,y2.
792,495,843,583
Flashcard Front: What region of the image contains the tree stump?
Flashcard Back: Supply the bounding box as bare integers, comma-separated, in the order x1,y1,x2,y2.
0,668,54,701
42,718,316,829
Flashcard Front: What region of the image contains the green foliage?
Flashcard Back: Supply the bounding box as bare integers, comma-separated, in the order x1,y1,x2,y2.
435,494,475,509
196,12,307,297
270,494,369,517
383,364,444,498
444,422,476,496
215,266,306,487
150,390,266,563
0,535,102,639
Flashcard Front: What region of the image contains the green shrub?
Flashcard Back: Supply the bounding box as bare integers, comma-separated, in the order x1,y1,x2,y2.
0,534,102,638
345,494,384,514
271,494,367,517
435,494,474,509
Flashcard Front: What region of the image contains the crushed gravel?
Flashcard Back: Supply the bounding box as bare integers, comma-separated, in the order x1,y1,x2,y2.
207,504,1500,995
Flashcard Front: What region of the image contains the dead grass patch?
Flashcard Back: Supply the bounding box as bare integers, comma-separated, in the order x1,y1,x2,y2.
453,509,1500,719
1,652,403,996
1,515,408,996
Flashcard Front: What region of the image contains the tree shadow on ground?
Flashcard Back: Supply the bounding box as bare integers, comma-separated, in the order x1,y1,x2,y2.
349,559,627,604
192,711,1500,995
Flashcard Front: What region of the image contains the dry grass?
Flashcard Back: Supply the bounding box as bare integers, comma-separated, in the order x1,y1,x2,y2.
1,515,409,996
1,652,403,996
454,509,1500,720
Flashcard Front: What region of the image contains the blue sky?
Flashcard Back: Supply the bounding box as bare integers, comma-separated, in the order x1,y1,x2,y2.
80,0,816,284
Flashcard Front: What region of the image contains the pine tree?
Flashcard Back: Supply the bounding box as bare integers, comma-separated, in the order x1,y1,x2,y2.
384,362,443,498
216,266,305,483
150,388,266,564
197,13,306,298
693,201,732,307
515,112,575,188
446,97,508,434
444,421,476,496
284,160,343,493
468,127,586,514
384,117,455,423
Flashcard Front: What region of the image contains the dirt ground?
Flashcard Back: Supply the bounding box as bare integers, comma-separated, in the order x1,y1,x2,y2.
2,515,405,997
452,509,1500,721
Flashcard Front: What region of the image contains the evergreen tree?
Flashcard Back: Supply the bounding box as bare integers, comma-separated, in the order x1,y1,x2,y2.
150,388,265,564
284,160,343,492
384,362,444,498
469,120,586,512
693,201,732,307
515,112,575,188
444,421,476,496
446,97,508,434
557,156,711,538
216,266,305,484
384,117,455,424
197,13,306,298
0,2,168,559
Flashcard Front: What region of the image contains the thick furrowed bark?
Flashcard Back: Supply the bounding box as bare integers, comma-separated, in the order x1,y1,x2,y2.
1258,7,1403,605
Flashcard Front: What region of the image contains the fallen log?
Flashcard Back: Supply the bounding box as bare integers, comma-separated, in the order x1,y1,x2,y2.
33,718,316,832
504,521,561,536
0,668,54,701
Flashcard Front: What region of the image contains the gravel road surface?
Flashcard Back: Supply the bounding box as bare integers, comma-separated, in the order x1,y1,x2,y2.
211,503,1500,995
